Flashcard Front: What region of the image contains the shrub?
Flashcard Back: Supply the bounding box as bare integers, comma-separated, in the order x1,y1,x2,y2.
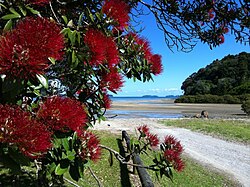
241,99,250,116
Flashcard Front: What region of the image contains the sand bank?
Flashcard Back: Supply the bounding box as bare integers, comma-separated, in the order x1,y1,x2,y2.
106,99,247,119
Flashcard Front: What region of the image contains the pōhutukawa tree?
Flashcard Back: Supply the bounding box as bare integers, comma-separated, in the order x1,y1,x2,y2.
0,0,249,185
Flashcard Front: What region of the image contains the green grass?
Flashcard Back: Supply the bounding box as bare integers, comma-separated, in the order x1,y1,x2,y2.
75,131,238,187
162,119,250,144
0,131,239,187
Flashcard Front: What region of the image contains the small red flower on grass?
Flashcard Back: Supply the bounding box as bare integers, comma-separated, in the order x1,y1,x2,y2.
77,130,101,162
0,104,52,158
37,96,87,132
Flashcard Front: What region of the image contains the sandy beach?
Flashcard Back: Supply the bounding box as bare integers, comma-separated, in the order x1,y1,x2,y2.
106,98,247,119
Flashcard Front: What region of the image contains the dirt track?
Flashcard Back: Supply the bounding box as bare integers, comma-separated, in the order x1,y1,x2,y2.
93,118,250,187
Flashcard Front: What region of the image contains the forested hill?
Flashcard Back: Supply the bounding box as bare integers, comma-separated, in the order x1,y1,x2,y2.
181,52,250,96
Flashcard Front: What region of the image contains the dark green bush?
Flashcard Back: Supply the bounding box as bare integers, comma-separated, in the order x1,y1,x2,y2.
175,94,242,104
241,99,250,116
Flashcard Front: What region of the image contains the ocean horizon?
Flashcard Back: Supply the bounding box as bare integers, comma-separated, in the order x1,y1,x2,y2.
106,95,182,119
110,95,180,102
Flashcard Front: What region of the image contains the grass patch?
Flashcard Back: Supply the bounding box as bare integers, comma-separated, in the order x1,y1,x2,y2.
0,131,239,187
141,155,238,187
76,131,238,187
162,119,250,144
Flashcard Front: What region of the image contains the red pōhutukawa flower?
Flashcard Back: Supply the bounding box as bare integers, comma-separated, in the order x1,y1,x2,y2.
102,0,130,30
0,104,52,158
0,17,64,79
77,130,102,162
37,96,87,132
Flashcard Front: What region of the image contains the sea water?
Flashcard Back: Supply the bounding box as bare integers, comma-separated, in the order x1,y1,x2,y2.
105,96,183,119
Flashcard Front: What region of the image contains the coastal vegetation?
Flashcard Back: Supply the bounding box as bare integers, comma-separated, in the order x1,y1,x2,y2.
162,119,250,144
0,0,249,186
180,52,250,96
175,52,250,115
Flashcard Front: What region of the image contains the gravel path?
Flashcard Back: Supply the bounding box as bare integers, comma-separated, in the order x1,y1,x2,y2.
93,118,250,187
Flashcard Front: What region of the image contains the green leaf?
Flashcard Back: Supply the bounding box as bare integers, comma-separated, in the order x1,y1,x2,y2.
62,15,68,24
1,14,21,20
55,161,69,175
77,12,84,27
18,6,27,16
67,20,74,27
9,7,21,16
61,27,70,35
48,57,56,65
67,151,75,161
62,138,70,151
48,162,57,174
3,19,12,32
33,89,41,96
69,30,76,46
53,138,62,149
86,8,94,22
36,74,48,89
1,153,21,174
71,49,76,62
0,3,7,9
119,49,125,53
77,31,81,45
69,163,80,181
96,12,102,21
8,147,30,166
26,6,40,15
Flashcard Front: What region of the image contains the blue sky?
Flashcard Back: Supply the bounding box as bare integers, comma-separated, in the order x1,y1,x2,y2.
115,8,250,97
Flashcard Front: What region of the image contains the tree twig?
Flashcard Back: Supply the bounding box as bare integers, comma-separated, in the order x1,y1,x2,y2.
88,166,103,187
63,177,81,187
100,145,156,170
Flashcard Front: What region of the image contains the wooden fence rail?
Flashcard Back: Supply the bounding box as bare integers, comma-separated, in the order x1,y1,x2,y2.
122,130,154,187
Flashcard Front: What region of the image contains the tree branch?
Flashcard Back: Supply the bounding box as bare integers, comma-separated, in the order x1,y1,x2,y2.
88,166,103,187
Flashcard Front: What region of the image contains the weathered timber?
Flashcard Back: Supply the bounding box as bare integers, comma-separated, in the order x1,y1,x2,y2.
122,130,154,187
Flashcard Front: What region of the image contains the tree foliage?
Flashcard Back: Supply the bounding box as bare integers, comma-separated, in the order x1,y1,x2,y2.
0,0,249,185
181,52,250,96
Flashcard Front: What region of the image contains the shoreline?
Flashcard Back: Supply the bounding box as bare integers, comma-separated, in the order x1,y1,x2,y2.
107,99,248,119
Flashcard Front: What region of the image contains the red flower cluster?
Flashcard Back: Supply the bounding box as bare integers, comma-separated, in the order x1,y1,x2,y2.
0,17,64,79
84,28,119,67
37,96,87,132
27,0,50,5
218,35,225,44
100,67,124,92
0,105,51,158
149,54,163,75
77,130,101,162
102,0,130,29
127,33,163,75
163,135,184,172
137,125,150,137
102,92,112,109
137,125,159,147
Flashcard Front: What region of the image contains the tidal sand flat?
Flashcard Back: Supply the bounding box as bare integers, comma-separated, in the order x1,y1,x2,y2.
105,98,246,119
